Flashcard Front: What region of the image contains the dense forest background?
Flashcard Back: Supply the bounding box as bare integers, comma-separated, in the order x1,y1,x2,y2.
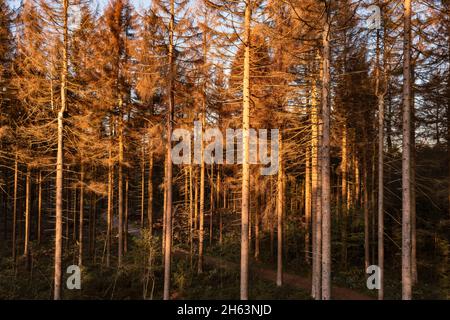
0,0,449,300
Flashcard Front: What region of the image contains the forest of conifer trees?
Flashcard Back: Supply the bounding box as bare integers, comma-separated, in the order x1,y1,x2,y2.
0,0,449,301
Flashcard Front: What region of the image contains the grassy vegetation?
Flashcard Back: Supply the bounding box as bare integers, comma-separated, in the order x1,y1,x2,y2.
0,234,311,300
0,196,447,300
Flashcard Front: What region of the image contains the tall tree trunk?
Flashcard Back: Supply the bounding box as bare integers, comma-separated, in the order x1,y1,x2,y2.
148,152,153,245
64,171,69,251
194,167,198,231
189,165,194,261
184,166,188,209
375,21,385,300
73,184,77,244
12,152,18,262
141,144,145,229
363,153,370,270
240,0,252,300
2,170,7,241
402,0,413,300
223,178,227,209
341,125,348,266
311,71,321,299
92,191,97,260
270,179,274,261
38,170,42,244
411,64,417,285
106,146,113,268
210,164,214,245
447,7,450,221
124,175,128,254
79,165,84,267
89,191,94,258
371,142,376,265
54,0,68,300
447,11,450,228
348,151,361,208
354,152,360,207
321,10,331,299
163,0,175,300
216,165,221,209
276,133,284,287
24,166,30,257
162,157,167,257
305,147,311,264
386,89,393,152
118,109,124,267
377,93,385,298
255,193,260,260
198,107,205,275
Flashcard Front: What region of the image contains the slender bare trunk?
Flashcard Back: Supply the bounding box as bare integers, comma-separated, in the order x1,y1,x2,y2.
54,0,68,300
73,184,77,244
448,7,450,222
189,165,193,258
216,166,221,208
88,191,93,257
311,65,322,299
118,111,124,267
305,147,311,264
371,143,376,264
38,170,42,244
402,0,413,300
54,111,64,300
276,133,283,287
255,193,260,260
363,155,370,270
354,153,360,206
194,168,198,231
341,125,348,266
124,176,128,253
12,153,18,262
270,180,274,260
375,16,386,299
162,157,167,256
24,166,30,257
79,165,84,267
447,10,450,221
240,0,252,300
64,173,69,251
148,152,153,240
321,12,331,299
141,145,145,229
223,179,227,209
411,65,417,285
184,167,188,209
377,89,385,299
198,110,205,275
210,164,214,245
163,0,175,300
91,191,97,260
106,146,113,268
377,84,385,300
1,176,5,241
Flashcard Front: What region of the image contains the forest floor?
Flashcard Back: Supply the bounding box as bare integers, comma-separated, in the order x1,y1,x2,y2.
174,248,372,300
127,212,371,299
2,209,443,299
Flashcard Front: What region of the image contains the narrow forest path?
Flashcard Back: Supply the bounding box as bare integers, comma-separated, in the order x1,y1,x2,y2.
174,248,373,300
